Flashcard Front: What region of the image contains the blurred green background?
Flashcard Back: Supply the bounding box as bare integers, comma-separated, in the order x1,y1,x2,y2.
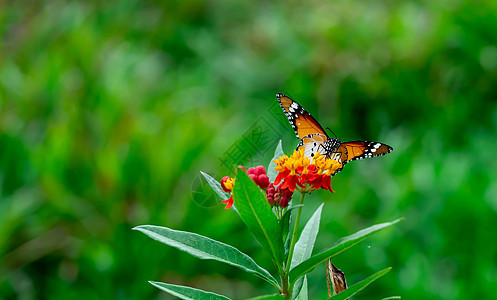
1,0,497,299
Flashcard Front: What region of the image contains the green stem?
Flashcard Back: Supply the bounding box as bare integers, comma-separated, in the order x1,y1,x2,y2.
285,191,306,275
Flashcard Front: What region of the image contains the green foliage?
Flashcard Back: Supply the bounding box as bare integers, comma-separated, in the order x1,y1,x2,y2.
294,276,308,300
149,281,230,300
289,219,402,285
1,0,497,299
233,169,285,271
291,204,322,269
291,204,322,298
247,294,286,300
133,225,279,288
137,143,399,299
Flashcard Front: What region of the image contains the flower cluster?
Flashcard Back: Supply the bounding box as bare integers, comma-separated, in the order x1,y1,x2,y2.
274,149,340,193
246,166,270,189
220,165,293,209
266,183,293,208
219,150,339,210
220,166,272,209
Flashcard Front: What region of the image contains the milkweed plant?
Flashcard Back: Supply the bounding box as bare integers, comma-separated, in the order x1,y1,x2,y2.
133,141,402,299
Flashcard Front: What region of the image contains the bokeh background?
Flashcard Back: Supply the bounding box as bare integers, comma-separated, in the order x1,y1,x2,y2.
1,0,497,299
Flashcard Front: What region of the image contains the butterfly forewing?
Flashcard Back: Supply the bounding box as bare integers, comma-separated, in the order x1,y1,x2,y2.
277,93,327,139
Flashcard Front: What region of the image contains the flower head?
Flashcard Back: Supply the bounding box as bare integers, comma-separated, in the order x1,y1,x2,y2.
221,176,235,192
273,150,339,193
274,148,310,192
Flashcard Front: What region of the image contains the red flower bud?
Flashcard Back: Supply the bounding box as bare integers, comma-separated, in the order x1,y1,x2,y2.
279,195,289,208
258,174,270,189
220,176,232,192
267,195,275,206
255,165,266,176
247,167,256,176
249,174,258,184
266,186,275,195
266,185,276,206
238,166,247,172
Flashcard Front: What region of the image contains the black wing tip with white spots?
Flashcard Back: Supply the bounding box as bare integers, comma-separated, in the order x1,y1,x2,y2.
276,93,304,137
349,142,393,162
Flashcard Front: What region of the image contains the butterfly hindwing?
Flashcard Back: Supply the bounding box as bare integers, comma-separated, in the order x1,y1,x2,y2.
337,141,393,163
277,93,327,139
296,133,328,158
297,133,342,158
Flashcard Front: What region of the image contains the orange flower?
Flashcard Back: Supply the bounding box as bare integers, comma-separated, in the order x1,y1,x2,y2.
273,150,339,193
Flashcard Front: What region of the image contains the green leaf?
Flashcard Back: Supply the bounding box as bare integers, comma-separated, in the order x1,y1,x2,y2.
291,203,323,269
328,267,392,300
284,211,293,262
233,169,285,270
280,211,291,243
381,297,402,300
134,225,279,288
291,204,322,299
289,218,402,284
280,206,296,244
149,281,231,300
281,205,302,254
200,171,230,201
295,276,308,300
247,294,286,300
267,140,284,183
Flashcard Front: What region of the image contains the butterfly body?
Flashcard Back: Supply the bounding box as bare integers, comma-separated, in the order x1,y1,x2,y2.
276,93,393,176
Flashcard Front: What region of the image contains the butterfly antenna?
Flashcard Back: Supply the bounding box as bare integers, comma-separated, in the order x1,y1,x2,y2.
326,127,339,139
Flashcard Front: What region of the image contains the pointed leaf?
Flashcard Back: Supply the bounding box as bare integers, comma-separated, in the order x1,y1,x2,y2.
295,276,308,300
134,225,279,288
281,204,302,242
280,209,291,244
328,268,391,300
267,140,284,183
284,211,293,261
200,171,230,201
289,218,402,284
291,204,322,299
149,281,231,300
233,170,284,269
291,204,323,269
247,294,286,300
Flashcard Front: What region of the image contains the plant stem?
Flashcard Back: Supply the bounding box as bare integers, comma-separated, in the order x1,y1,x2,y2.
280,273,289,298
285,191,306,275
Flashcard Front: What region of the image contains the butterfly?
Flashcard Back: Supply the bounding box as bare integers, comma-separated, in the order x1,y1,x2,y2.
277,93,393,176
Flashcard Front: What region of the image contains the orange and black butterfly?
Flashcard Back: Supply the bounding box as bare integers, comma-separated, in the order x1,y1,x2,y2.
277,93,393,176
